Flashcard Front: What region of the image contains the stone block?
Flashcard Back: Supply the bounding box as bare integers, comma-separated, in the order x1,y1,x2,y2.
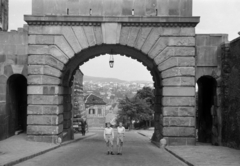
161,67,195,78
90,0,103,16
155,47,195,65
0,94,6,102
180,0,192,17
158,57,177,71
162,87,195,96
119,26,131,45
163,127,195,137
163,107,195,117
0,84,6,94
54,36,74,59
11,65,24,74
133,0,146,16
49,45,69,64
28,105,63,115
102,23,121,44
28,45,49,55
28,65,61,77
83,26,96,47
163,117,195,127
93,26,103,45
27,135,60,143
68,0,80,15
61,26,82,53
28,95,63,105
166,137,187,146
178,57,195,67
148,37,168,59
168,0,180,16
29,35,54,45
17,54,28,65
196,46,218,66
27,115,63,125
4,65,13,77
28,86,63,95
142,27,162,54
162,77,195,86
32,0,44,15
0,54,6,63
146,0,157,16
135,27,152,49
127,26,141,47
0,75,7,84
122,0,133,15
28,75,61,85
162,97,195,106
28,55,64,71
72,26,89,49
161,27,195,36
157,0,168,16
27,124,63,135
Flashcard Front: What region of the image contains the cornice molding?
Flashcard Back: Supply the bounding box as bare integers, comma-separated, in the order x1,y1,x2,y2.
25,15,200,27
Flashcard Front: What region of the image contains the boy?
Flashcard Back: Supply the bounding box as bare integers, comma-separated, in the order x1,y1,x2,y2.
117,122,125,155
103,123,114,155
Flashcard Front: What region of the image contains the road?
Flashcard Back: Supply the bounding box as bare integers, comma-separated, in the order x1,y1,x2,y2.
16,130,186,166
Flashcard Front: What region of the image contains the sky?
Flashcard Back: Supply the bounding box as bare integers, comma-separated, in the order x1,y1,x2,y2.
9,0,240,81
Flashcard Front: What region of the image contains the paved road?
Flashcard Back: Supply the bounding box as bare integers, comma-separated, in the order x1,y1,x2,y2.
16,131,186,166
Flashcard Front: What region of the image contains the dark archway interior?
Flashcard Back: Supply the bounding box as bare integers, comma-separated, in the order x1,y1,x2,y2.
61,44,162,141
197,76,217,143
6,74,27,137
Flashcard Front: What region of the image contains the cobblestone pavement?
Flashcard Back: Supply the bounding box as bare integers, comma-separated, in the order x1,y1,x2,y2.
0,133,95,166
15,131,187,166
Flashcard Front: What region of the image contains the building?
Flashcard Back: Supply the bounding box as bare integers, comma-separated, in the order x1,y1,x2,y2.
84,94,107,128
0,0,239,148
71,69,85,118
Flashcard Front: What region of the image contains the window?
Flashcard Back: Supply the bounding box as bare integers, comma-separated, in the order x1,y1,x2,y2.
98,108,102,115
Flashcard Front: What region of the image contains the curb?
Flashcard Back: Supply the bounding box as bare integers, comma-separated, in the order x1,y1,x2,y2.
137,132,194,166
165,148,194,166
3,133,96,166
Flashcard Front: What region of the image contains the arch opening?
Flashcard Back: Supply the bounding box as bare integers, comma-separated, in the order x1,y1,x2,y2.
61,44,162,142
6,74,27,137
196,76,217,144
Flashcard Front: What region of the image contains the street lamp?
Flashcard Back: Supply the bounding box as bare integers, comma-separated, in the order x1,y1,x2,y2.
109,55,114,68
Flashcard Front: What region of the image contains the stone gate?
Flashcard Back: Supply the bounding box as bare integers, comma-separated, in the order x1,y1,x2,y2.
0,0,232,146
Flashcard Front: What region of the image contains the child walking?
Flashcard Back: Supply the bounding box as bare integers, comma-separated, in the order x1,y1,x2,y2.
117,122,125,155
103,123,114,155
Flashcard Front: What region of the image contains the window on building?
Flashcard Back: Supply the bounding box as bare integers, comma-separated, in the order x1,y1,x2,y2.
92,109,95,114
98,108,102,115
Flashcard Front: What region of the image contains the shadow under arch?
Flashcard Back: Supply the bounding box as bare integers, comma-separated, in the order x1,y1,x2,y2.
196,75,218,145
61,44,162,143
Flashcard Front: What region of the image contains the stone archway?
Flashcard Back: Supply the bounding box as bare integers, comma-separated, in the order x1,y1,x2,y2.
26,16,197,145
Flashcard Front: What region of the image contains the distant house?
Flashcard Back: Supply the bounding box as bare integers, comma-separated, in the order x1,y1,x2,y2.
84,94,107,127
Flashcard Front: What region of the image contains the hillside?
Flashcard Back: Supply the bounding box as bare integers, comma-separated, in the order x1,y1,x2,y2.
83,75,152,84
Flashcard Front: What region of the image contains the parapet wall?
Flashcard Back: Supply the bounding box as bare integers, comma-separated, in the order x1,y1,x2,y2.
32,0,192,17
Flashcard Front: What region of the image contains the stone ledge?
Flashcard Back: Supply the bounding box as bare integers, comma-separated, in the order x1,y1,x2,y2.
24,15,200,27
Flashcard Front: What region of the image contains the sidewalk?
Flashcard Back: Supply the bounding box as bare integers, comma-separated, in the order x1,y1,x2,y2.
0,132,95,166
138,130,240,166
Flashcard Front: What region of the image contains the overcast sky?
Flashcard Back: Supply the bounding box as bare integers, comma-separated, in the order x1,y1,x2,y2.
9,0,240,81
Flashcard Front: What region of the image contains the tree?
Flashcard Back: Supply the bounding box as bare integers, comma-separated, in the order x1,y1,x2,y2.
117,87,154,129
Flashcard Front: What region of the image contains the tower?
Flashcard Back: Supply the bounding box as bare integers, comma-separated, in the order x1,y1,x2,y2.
0,0,8,31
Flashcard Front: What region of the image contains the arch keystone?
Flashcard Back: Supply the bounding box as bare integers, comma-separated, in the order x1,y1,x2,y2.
102,23,121,44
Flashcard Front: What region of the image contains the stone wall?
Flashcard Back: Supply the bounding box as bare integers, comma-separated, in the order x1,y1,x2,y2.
0,27,28,140
221,38,240,149
32,0,192,17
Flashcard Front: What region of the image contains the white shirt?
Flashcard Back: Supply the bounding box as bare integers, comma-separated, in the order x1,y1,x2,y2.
104,127,114,139
117,126,125,134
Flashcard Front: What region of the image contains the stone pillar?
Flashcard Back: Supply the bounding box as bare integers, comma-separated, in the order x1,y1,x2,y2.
27,47,65,143
160,29,196,146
